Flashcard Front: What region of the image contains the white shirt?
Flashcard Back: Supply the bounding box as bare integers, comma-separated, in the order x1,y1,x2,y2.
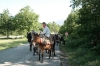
41,26,50,37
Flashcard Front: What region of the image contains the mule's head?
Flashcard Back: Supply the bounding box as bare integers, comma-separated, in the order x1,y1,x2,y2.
31,32,40,46
27,32,32,42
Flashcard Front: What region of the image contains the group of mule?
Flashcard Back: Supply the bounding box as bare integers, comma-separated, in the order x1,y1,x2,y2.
27,31,65,63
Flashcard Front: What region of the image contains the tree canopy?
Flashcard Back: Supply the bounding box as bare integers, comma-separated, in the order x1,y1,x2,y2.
59,0,100,54
0,6,60,38
0,6,39,38
47,21,61,33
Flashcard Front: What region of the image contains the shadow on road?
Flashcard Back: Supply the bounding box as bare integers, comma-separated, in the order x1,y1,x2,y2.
0,44,60,66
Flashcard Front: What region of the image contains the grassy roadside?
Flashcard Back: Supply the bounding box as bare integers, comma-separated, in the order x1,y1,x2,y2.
0,38,27,50
60,40,100,66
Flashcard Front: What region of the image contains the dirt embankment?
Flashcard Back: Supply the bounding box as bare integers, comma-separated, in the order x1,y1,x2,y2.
60,47,70,66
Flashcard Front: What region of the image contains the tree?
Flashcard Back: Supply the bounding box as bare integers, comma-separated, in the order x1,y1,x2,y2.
0,9,14,38
59,11,78,35
65,0,100,53
15,6,39,34
47,22,61,33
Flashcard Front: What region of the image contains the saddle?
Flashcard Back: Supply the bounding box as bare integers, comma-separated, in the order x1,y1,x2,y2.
39,34,54,45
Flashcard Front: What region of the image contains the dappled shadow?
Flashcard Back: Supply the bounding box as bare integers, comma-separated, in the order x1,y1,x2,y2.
0,44,60,66
0,52,60,66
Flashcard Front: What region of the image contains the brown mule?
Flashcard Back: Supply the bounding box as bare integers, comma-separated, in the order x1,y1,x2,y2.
32,33,55,63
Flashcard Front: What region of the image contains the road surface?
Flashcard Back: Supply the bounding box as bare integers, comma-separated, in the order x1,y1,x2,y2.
0,43,60,66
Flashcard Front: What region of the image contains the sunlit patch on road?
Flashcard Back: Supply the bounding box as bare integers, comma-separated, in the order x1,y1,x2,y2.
0,43,60,66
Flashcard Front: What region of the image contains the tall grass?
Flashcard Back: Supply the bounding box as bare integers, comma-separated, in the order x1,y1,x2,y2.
60,39,100,66
0,38,27,50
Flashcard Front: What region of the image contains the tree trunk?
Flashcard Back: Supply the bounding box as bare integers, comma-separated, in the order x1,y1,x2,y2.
6,28,9,39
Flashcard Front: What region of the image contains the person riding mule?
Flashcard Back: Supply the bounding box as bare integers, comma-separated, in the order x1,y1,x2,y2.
31,32,55,63
31,22,56,63
39,22,53,45
41,22,50,38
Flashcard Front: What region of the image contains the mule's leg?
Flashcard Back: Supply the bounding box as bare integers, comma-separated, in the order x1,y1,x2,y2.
58,41,61,45
41,50,44,63
38,50,41,61
53,45,56,56
46,50,49,54
52,48,54,57
49,49,51,59
45,50,47,53
53,49,56,56
57,41,59,45
30,42,32,51
47,50,49,53
33,47,35,56
41,54,43,63
56,41,58,45
39,54,40,61
36,47,38,55
54,47,56,56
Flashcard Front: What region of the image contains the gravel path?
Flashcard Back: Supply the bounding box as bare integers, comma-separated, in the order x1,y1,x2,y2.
0,43,60,66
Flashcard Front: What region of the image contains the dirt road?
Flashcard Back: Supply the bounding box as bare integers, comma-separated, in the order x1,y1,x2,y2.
0,43,60,66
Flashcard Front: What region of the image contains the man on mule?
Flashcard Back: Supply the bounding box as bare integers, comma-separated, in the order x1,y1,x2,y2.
40,22,53,45
31,27,55,62
41,22,50,38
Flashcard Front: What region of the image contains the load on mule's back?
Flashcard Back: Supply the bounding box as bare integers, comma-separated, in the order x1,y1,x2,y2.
31,22,56,63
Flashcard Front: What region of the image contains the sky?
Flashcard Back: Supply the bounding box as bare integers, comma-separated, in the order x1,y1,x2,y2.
0,0,72,25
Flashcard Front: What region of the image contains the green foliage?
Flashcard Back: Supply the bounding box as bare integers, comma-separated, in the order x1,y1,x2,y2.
59,1,100,65
0,38,27,50
59,11,78,35
60,40,100,66
0,6,40,37
47,21,61,33
15,6,39,34
0,9,15,38
60,0,100,54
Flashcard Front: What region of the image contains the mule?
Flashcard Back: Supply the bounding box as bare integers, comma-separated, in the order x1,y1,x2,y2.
27,32,32,51
54,34,65,46
58,34,65,46
27,32,38,55
59,34,65,46
32,33,56,63
54,34,60,45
